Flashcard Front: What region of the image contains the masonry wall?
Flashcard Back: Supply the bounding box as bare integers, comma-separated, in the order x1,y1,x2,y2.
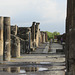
18,27,31,53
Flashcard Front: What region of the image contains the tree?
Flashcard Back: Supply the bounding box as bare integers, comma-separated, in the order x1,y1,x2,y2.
45,31,60,41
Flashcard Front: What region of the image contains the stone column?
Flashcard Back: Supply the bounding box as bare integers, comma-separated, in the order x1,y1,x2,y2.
15,25,17,35
40,32,43,43
45,32,47,42
25,28,31,53
39,29,41,45
31,22,36,50
35,23,40,47
3,17,11,61
11,36,20,58
0,17,3,63
43,32,45,43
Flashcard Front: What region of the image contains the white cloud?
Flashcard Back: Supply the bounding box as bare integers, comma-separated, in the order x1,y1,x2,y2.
0,0,66,33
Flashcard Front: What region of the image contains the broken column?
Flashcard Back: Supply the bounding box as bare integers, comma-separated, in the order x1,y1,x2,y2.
11,25,18,35
0,17,3,62
35,23,40,47
11,36,20,57
3,17,11,61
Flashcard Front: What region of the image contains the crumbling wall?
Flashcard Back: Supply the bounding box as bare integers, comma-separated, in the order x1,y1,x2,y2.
18,27,31,53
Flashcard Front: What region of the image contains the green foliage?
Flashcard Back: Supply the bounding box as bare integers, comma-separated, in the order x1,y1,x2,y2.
45,31,60,41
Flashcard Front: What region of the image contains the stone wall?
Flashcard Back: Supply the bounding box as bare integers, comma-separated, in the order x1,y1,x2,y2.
18,27,31,53
31,22,36,51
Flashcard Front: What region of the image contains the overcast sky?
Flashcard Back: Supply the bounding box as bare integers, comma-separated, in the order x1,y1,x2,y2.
0,0,67,34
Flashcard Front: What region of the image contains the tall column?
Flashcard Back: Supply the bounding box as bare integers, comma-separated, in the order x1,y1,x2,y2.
0,17,3,63
31,22,36,50
3,17,11,61
35,23,40,47
43,32,45,43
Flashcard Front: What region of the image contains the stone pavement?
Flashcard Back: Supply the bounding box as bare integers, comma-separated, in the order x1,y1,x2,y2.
0,43,66,75
31,42,49,54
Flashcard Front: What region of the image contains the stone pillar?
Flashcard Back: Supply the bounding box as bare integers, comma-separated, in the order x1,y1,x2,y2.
0,17,3,63
35,23,40,47
66,0,75,74
3,17,11,61
25,28,31,53
40,32,43,43
43,32,45,43
45,32,47,42
31,22,36,50
38,29,41,45
11,36,20,58
15,25,17,35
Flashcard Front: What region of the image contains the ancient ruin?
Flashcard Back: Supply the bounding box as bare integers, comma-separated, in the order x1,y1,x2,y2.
0,17,48,62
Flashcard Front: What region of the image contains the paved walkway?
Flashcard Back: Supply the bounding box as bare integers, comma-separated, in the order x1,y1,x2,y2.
31,42,49,54
49,43,63,53
0,43,66,75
